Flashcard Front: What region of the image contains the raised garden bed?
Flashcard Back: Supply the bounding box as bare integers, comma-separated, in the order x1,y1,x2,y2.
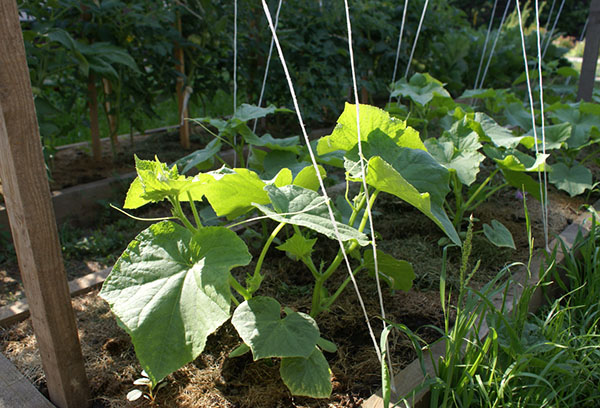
0,182,586,407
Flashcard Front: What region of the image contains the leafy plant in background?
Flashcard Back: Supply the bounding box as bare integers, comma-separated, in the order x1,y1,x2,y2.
99,103,460,398
175,103,295,172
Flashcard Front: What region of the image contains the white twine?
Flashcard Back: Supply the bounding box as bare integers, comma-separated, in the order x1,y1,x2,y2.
388,0,409,105
534,0,549,249
477,0,512,90
343,0,392,380
260,0,383,360
542,0,566,60
233,0,238,166
253,0,283,133
405,0,430,78
515,0,549,250
474,0,499,90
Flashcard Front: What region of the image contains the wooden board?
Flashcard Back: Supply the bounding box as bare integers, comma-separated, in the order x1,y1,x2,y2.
0,2,89,407
0,353,55,408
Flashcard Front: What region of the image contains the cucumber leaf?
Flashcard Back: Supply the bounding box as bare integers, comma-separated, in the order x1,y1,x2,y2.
363,249,415,291
390,72,451,106
231,297,319,360
100,222,251,385
548,162,593,197
254,185,369,245
280,347,332,398
317,103,424,155
276,232,317,261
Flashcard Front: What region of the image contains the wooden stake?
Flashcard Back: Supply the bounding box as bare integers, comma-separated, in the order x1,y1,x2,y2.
0,3,90,407
87,73,102,161
102,78,119,147
175,11,191,149
577,0,600,101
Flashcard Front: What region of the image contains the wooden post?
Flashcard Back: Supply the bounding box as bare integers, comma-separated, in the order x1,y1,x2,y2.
0,2,90,408
102,78,119,148
577,0,600,101
175,11,191,149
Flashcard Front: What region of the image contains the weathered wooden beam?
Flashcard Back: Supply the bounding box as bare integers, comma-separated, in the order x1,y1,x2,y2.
0,353,55,408
0,2,90,407
577,0,600,101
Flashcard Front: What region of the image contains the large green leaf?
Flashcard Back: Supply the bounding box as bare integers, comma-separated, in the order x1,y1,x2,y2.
175,139,222,174
317,103,424,155
232,103,291,122
124,156,206,209
231,297,320,360
280,347,332,398
203,168,271,219
525,123,572,150
238,125,300,153
293,165,326,191
100,222,251,385
254,185,369,245
549,105,599,148
358,156,460,246
347,131,451,205
425,138,484,187
363,249,415,291
501,170,542,201
390,72,451,106
473,113,534,149
504,103,533,131
484,146,548,172
548,162,593,197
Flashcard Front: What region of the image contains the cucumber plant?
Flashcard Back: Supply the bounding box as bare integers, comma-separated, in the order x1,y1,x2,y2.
100,103,460,398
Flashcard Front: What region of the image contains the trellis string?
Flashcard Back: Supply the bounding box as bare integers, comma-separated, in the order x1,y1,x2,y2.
474,0,499,90
542,0,566,59
343,0,394,386
233,0,238,166
253,0,283,133
388,0,409,105
515,0,550,250
534,0,549,249
405,0,430,78
477,0,512,90
260,0,383,360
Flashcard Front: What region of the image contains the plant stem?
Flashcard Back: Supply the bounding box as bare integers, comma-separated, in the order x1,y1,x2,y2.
169,197,197,233
310,189,379,317
229,275,251,300
249,221,286,294
462,169,499,214
186,191,202,229
321,266,364,311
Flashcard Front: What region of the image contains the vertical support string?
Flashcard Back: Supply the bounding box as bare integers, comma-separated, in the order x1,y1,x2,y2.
388,0,409,105
534,0,549,249
405,0,430,78
477,0,512,90
260,0,383,360
343,0,393,388
233,0,238,166
474,0,499,90
515,0,550,250
542,0,566,59
253,0,284,133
